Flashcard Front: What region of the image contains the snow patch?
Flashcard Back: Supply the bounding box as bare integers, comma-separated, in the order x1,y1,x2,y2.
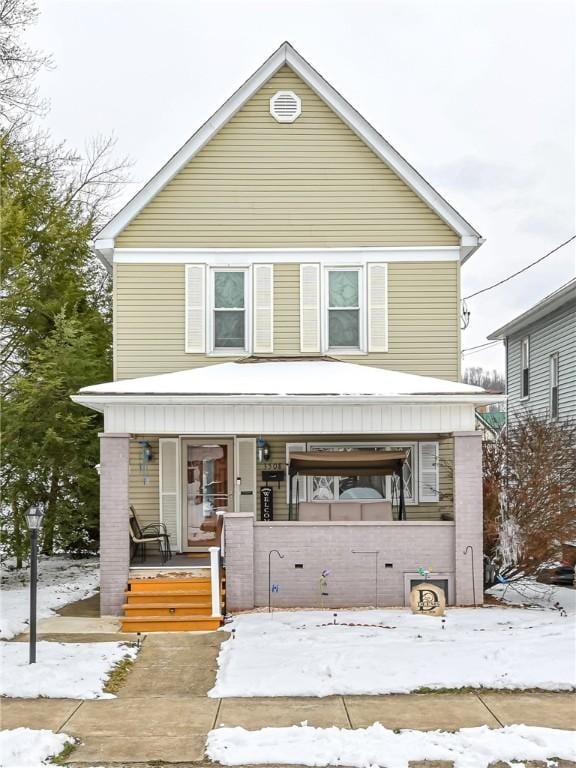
210,607,575,697
79,359,487,397
0,556,99,640
0,728,73,768
0,641,137,699
206,723,576,768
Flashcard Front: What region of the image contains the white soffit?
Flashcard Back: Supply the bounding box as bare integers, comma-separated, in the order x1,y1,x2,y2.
95,42,482,264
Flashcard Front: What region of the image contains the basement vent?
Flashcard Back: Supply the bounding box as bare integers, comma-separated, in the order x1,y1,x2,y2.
270,90,301,123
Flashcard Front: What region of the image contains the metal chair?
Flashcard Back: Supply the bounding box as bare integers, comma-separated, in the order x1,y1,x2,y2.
129,505,172,563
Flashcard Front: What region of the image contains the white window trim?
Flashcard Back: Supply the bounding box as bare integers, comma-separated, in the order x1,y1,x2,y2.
520,336,530,401
549,352,559,419
306,440,418,504
322,265,367,355
208,266,252,356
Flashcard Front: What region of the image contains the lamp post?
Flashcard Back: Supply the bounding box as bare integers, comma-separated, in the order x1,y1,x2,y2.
25,506,44,664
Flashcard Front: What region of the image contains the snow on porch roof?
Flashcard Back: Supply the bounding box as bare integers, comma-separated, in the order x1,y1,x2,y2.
77,359,488,399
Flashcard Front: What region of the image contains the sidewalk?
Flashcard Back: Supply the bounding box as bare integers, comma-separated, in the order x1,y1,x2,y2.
2,630,575,765
2,690,575,764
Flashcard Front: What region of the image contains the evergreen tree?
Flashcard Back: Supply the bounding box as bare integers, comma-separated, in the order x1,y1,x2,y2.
1,132,114,563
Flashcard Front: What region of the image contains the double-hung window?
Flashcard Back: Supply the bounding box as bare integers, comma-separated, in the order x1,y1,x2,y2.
212,269,247,351
326,268,363,351
549,353,559,419
521,337,530,399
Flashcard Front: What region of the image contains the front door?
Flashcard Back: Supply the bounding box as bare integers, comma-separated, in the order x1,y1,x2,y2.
181,439,234,550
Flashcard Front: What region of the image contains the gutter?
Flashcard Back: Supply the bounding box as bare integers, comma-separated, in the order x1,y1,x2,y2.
91,238,114,273
72,392,505,413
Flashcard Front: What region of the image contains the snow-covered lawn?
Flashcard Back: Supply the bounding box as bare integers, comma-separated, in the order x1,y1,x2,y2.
0,640,137,699
0,728,73,768
211,595,575,697
488,579,576,612
0,556,99,640
206,723,576,768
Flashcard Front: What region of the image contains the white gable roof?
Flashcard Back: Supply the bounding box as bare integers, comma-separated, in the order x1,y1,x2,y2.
75,359,490,400
95,42,482,264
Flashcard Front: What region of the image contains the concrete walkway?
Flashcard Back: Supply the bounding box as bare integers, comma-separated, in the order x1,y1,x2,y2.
1,691,575,764
1,631,575,765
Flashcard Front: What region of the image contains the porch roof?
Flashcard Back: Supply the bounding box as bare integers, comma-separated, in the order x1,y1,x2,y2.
75,359,493,405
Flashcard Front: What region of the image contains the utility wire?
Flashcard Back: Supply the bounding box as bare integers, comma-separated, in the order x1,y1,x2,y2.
461,343,501,358
461,340,501,354
463,235,576,300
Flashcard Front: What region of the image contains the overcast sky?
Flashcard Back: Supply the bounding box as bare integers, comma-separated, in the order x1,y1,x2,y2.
29,0,575,374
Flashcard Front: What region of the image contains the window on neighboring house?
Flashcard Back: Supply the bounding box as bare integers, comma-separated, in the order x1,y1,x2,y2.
307,443,415,504
550,353,559,419
521,337,530,398
213,270,247,351
326,268,362,350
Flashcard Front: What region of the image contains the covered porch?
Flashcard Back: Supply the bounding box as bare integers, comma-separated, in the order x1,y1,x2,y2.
72,358,499,616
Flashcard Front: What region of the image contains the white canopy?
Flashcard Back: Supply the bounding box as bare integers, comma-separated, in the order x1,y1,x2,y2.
77,359,487,399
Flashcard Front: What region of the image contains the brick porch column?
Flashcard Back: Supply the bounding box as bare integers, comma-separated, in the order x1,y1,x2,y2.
224,513,255,611
453,431,484,606
99,433,131,616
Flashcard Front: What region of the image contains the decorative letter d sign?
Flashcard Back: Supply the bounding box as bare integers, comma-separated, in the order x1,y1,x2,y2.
410,582,446,617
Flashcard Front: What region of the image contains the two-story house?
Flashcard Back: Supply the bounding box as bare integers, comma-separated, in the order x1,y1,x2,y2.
488,278,576,422
74,43,498,629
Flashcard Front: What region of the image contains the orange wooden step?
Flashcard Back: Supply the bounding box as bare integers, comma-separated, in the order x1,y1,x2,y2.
128,578,213,593
125,591,213,605
123,603,217,617
120,615,223,632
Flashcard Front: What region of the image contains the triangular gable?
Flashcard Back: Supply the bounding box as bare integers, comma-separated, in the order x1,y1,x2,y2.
96,42,482,263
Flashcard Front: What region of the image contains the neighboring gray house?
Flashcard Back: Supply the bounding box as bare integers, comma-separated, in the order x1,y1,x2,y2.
488,278,576,421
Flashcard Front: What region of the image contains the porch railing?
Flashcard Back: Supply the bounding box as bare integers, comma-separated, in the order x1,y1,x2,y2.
209,546,222,618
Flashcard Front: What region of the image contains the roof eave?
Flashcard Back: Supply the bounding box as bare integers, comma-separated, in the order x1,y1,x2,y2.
72,392,504,412
488,279,576,339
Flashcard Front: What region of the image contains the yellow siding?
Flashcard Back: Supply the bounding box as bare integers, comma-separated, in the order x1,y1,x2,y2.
116,67,458,248
256,435,453,522
129,437,160,529
115,261,459,380
129,435,453,528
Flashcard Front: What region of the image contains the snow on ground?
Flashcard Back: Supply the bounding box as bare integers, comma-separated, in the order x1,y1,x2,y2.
488,580,576,612
210,604,575,697
206,723,576,768
0,641,138,699
0,728,73,768
0,556,99,640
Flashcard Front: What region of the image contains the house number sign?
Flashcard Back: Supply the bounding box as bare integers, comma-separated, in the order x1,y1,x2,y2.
260,486,274,521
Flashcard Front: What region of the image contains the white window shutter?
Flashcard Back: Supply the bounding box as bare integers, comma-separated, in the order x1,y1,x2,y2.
418,442,439,503
235,438,256,515
368,263,388,352
285,443,307,504
185,264,206,353
159,438,180,550
300,264,321,353
253,264,274,353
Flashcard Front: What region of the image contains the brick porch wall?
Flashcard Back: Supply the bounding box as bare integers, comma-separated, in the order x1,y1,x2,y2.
99,433,130,616
225,517,455,610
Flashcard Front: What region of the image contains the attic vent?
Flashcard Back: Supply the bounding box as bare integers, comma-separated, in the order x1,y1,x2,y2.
270,90,301,123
